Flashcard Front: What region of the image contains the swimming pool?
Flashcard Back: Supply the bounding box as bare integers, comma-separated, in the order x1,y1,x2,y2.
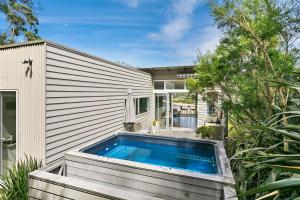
83,134,218,174
66,133,235,200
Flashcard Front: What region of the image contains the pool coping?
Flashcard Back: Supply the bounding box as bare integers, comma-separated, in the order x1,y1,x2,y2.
66,132,235,186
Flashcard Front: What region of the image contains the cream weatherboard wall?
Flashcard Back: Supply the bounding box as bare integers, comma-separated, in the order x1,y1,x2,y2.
0,42,46,162
0,41,154,165
44,42,154,164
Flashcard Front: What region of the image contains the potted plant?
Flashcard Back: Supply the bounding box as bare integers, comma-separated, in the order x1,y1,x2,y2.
124,122,135,132
151,120,160,134
196,126,215,139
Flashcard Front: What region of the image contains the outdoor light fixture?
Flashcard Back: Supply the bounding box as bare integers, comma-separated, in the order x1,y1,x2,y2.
22,57,33,78
176,74,198,79
22,57,33,65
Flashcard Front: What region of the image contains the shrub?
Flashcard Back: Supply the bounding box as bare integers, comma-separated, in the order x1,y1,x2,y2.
0,156,42,200
196,126,215,138
152,120,160,126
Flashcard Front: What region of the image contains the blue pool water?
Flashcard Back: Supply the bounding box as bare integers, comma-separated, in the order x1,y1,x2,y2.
83,134,218,174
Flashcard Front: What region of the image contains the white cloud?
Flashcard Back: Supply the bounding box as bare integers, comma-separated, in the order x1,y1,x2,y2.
85,26,222,67
175,26,222,58
39,16,154,28
118,26,222,66
173,0,200,15
147,0,221,64
149,17,191,41
148,0,201,42
121,0,139,8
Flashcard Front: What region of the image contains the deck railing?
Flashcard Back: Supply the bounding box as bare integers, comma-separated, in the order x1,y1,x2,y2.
28,147,237,200
28,162,163,200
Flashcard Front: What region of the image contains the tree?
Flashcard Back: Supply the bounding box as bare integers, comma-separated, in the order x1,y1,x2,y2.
0,0,40,45
188,0,300,199
189,0,299,125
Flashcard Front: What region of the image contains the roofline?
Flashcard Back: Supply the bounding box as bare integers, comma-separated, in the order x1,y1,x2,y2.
139,65,196,71
0,40,46,50
0,40,149,76
44,40,150,75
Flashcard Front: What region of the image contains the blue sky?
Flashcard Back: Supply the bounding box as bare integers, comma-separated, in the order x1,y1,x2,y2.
2,0,222,67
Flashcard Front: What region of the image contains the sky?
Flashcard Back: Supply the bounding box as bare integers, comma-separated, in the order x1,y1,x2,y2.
2,0,223,67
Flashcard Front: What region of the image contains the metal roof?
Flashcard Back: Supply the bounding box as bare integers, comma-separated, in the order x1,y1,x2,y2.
139,65,195,71
0,41,196,75
0,40,149,75
0,40,46,49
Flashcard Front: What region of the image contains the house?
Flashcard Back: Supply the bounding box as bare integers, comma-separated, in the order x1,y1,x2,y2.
0,40,223,174
140,66,223,129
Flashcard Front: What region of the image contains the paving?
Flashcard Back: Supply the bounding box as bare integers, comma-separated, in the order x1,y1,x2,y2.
148,127,197,139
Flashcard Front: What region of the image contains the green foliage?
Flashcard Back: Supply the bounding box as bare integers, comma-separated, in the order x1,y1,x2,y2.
152,120,160,126
0,0,40,45
192,0,299,122
231,102,300,199
186,78,202,94
0,156,42,200
173,94,195,104
189,0,300,199
196,126,215,138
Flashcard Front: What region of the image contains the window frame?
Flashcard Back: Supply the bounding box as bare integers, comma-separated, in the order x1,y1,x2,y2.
153,80,187,93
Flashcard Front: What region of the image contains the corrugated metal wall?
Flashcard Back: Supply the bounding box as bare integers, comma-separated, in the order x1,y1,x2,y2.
0,43,46,162
45,43,154,164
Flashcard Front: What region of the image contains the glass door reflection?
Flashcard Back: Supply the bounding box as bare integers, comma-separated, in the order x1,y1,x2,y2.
0,91,16,175
155,94,166,128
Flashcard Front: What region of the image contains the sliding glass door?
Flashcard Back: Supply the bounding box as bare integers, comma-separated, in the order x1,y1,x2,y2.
155,94,167,129
0,91,16,174
155,93,173,129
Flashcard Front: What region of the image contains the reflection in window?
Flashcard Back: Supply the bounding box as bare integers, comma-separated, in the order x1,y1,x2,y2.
0,92,16,175
207,92,218,116
165,81,185,90
139,98,148,113
154,81,164,90
135,97,149,115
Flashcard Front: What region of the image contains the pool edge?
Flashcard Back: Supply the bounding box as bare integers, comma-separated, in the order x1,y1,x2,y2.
66,131,235,186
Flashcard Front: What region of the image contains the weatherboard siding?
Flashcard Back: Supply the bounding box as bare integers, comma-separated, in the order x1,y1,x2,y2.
65,152,224,200
197,94,207,127
29,171,162,200
45,43,154,164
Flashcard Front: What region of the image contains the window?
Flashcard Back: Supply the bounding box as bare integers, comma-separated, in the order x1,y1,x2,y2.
165,80,185,90
154,80,186,91
135,99,138,115
139,98,148,113
135,97,149,115
154,81,164,90
207,92,218,116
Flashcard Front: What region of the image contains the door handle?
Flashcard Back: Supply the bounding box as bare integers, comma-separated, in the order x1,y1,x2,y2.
1,135,13,141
